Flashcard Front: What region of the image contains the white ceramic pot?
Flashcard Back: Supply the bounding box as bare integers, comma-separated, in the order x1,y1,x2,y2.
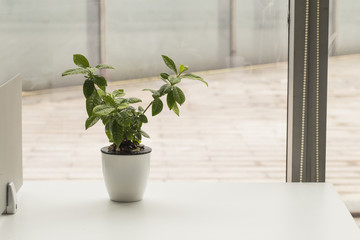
101,146,151,202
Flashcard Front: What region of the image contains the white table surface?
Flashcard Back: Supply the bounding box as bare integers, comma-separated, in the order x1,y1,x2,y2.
1,181,359,240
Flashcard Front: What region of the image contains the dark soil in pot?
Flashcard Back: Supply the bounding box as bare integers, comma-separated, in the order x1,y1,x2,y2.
101,146,152,155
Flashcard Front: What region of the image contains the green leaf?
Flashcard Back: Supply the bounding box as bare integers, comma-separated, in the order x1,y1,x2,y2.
126,109,134,116
117,111,131,126
160,73,169,80
117,103,129,110
135,132,142,142
179,65,189,75
95,64,114,69
87,67,98,73
138,106,144,112
152,98,163,116
97,89,106,98
127,97,142,104
172,86,185,105
93,75,107,91
168,76,181,85
120,111,128,119
101,115,111,125
137,120,143,129
73,54,90,68
83,79,95,98
93,104,116,116
85,115,100,130
181,73,208,87
102,95,117,107
141,130,150,138
62,68,88,76
123,117,132,127
105,121,113,142
142,89,157,93
114,98,125,105
111,122,123,147
152,91,161,98
113,89,125,98
139,114,148,123
172,102,180,116
166,91,175,110
86,91,102,116
159,84,171,96
161,55,177,74
114,113,123,125
125,131,134,141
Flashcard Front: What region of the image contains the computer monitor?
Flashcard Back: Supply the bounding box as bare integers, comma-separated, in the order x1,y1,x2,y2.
0,74,23,214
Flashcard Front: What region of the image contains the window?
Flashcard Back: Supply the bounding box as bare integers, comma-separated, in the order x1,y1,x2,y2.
1,1,291,183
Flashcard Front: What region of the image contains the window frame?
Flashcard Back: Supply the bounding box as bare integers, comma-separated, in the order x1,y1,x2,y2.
286,0,329,182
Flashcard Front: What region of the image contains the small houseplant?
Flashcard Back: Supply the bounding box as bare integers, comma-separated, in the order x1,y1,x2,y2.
62,54,207,202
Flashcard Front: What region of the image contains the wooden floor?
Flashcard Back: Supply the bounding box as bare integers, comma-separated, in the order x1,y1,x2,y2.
22,55,360,207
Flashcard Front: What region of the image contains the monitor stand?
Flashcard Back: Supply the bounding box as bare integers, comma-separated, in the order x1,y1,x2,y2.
2,182,17,215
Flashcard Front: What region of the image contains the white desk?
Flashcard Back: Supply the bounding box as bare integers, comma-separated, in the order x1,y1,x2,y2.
1,181,359,240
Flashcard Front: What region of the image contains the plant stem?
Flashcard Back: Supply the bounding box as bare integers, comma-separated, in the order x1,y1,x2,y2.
143,100,153,115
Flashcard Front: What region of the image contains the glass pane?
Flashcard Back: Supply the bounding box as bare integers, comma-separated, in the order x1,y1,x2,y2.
327,0,360,211
235,0,288,65
0,0,89,90
0,1,288,181
106,0,221,80
105,0,288,181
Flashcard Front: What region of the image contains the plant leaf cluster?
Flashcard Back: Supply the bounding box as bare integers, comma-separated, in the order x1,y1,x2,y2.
143,55,207,117
62,54,207,152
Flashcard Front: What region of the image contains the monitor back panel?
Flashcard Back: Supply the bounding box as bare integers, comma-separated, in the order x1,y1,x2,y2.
0,74,23,213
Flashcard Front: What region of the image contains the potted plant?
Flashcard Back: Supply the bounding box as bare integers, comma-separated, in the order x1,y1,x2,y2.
62,54,208,202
